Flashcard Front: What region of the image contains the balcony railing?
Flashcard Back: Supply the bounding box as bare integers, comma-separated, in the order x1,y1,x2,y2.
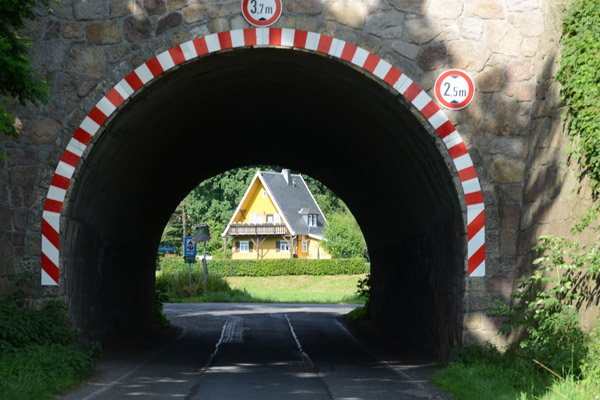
225,224,288,236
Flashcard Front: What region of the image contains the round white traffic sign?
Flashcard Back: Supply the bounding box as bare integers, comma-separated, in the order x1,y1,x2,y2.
241,0,282,27
434,69,475,110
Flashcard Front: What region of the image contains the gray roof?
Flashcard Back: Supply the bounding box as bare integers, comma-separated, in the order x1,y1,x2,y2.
260,171,326,237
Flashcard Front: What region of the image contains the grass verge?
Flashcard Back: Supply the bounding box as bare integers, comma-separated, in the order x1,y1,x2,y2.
157,269,366,304
430,345,600,400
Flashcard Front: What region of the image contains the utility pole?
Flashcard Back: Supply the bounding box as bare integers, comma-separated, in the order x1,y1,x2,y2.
182,204,186,247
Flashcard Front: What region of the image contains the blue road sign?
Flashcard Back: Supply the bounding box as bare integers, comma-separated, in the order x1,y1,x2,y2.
184,236,196,256
158,246,175,252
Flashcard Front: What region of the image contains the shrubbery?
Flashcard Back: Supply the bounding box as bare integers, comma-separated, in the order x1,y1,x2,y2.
159,258,369,277
0,272,101,399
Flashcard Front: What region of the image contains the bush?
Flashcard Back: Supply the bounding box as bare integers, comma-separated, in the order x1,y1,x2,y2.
156,268,235,299
159,258,369,277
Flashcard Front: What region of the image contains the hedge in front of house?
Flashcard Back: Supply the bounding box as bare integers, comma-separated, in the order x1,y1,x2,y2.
159,258,369,276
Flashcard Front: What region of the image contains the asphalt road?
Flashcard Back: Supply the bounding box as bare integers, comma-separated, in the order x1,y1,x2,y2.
62,303,451,400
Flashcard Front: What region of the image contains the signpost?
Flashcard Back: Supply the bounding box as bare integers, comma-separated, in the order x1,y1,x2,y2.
241,0,282,27
434,69,475,110
184,236,196,284
192,224,211,289
158,246,175,252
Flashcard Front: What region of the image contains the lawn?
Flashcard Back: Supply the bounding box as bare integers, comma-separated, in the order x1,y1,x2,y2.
160,272,367,304
223,274,367,303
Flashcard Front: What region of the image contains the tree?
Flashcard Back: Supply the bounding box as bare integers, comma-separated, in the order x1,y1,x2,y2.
0,0,59,141
322,208,368,260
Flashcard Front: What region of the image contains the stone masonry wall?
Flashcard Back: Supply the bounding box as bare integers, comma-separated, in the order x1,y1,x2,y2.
0,0,592,345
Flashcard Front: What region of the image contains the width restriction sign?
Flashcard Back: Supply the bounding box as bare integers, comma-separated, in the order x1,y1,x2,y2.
434,69,475,110
241,0,282,27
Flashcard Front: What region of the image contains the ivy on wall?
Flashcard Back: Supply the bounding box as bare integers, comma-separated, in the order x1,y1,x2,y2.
556,0,600,195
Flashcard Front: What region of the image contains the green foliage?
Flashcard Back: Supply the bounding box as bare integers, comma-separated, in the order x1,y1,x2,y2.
0,272,100,399
344,273,371,320
556,0,600,195
159,258,369,277
487,234,598,376
156,268,240,299
322,208,368,259
0,0,59,137
154,284,170,327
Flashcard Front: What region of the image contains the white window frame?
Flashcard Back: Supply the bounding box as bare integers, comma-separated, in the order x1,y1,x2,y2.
302,238,308,253
308,214,318,227
266,214,274,223
262,190,268,198
240,241,250,253
280,241,290,252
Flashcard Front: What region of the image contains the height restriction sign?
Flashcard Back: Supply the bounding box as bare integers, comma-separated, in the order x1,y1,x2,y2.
241,0,282,27
434,69,475,110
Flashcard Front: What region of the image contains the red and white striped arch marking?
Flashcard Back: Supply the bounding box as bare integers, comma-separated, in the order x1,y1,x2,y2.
41,28,486,285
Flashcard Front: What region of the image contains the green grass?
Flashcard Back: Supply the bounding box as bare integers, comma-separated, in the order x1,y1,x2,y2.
430,345,600,400
0,344,97,400
159,271,367,304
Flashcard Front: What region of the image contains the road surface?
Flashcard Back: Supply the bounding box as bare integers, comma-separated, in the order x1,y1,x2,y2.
62,303,451,399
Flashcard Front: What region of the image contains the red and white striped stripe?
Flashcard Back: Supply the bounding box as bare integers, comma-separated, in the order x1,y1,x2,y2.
41,28,485,285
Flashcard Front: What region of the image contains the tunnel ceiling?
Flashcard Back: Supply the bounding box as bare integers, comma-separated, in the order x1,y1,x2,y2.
68,47,462,256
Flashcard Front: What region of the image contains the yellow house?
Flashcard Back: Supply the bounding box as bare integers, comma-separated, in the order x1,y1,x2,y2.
221,169,331,260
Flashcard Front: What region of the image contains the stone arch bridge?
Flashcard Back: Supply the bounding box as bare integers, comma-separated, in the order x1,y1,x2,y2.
1,0,591,360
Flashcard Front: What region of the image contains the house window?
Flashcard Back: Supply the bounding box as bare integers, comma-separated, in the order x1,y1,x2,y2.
240,241,250,253
266,214,274,223
280,241,290,252
308,214,318,227
262,190,268,197
302,238,308,253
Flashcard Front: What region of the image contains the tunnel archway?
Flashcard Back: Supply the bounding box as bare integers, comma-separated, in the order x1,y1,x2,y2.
41,29,485,359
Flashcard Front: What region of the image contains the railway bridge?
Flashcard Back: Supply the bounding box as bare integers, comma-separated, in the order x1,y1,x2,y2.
1,0,593,360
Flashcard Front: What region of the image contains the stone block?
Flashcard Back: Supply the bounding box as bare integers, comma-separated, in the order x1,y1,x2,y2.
144,0,166,15
465,0,504,18
417,43,446,71
12,209,28,231
9,167,39,187
32,40,70,72
521,37,539,57
325,3,367,29
448,41,490,72
366,11,405,39
427,0,462,19
458,18,483,40
110,0,143,18
183,6,206,23
515,83,535,102
391,40,419,59
505,59,534,82
209,18,229,33
156,12,182,35
404,17,441,44
124,15,153,41
287,0,324,15
390,0,430,15
486,136,524,159
68,47,107,78
167,0,187,10
485,21,522,56
106,44,131,64
482,94,518,136
509,11,544,37
500,204,521,228
74,0,109,20
489,156,525,183
169,30,191,46
475,66,503,92
44,20,61,40
87,22,122,44
500,229,517,255
6,147,41,167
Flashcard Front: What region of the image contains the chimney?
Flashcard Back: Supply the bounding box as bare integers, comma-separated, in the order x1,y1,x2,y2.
282,169,291,185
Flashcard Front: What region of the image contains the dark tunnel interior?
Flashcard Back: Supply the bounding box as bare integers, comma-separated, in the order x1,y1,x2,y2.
62,47,466,360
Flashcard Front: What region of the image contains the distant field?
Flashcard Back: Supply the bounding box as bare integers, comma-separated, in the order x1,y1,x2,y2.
162,273,368,304
224,274,367,304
